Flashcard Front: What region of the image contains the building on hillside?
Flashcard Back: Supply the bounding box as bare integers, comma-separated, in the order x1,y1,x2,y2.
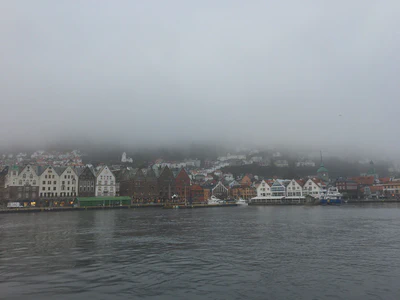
240,175,252,186
364,161,379,179
296,160,316,167
78,166,96,197
175,168,191,201
95,165,116,197
274,160,289,167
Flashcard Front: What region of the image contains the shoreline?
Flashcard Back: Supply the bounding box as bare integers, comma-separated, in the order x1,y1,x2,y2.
0,203,238,214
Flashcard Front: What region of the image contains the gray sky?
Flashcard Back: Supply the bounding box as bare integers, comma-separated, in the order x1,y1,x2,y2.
1,1,399,154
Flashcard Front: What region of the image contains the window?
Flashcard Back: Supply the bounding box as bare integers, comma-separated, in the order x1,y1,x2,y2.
23,174,26,178
45,175,47,179
53,181,56,184
42,187,45,191
68,181,70,185
52,175,54,179
48,181,51,184
53,187,56,191
48,187,50,190
19,180,22,185
30,174,33,179
33,180,36,185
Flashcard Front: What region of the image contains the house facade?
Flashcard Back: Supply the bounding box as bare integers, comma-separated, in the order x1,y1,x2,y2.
271,180,287,197
133,169,147,199
39,166,60,198
59,167,78,197
211,181,228,199
6,165,40,202
157,166,175,201
95,165,116,197
175,168,191,201
256,180,272,197
303,178,324,198
78,166,96,197
190,184,204,203
145,168,158,201
286,179,303,197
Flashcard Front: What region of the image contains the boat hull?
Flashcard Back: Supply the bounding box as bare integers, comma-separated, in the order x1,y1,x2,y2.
320,198,342,205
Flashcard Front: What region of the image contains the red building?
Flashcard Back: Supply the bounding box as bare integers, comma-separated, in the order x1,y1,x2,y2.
175,168,191,201
190,184,205,203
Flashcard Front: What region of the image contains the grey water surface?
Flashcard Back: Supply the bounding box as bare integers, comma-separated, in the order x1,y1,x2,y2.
1,204,400,300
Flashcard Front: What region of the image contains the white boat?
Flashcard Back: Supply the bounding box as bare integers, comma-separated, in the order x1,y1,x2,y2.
208,196,225,205
321,187,343,205
236,198,248,205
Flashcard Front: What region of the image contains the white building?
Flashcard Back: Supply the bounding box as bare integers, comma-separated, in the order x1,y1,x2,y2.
251,156,263,163
95,165,116,197
274,160,289,167
256,180,272,197
121,152,133,163
296,160,316,167
39,166,60,198
223,173,234,181
5,165,40,188
286,179,303,197
303,178,324,198
59,167,78,197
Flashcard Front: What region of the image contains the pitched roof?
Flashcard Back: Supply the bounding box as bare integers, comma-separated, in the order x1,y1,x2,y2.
350,176,374,186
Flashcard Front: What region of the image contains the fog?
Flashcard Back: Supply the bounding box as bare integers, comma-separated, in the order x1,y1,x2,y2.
1,1,399,157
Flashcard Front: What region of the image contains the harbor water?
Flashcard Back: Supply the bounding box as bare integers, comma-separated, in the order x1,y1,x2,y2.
1,204,400,300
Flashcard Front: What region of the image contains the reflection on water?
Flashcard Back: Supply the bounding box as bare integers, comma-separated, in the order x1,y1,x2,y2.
1,204,400,300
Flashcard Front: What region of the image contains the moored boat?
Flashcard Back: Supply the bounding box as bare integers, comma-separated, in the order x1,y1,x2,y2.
320,187,342,205
208,196,225,205
236,198,248,205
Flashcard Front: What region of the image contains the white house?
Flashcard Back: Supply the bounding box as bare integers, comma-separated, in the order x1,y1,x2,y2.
303,178,324,198
256,180,272,197
223,173,234,181
286,179,303,197
95,165,116,197
59,167,78,197
274,160,289,167
39,166,60,198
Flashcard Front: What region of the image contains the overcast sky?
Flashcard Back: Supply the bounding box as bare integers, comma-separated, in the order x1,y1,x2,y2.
1,1,399,155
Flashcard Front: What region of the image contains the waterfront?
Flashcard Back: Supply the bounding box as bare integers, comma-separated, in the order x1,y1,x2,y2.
1,205,400,299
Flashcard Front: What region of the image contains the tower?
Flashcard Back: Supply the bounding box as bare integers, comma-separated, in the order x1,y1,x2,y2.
317,151,329,182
